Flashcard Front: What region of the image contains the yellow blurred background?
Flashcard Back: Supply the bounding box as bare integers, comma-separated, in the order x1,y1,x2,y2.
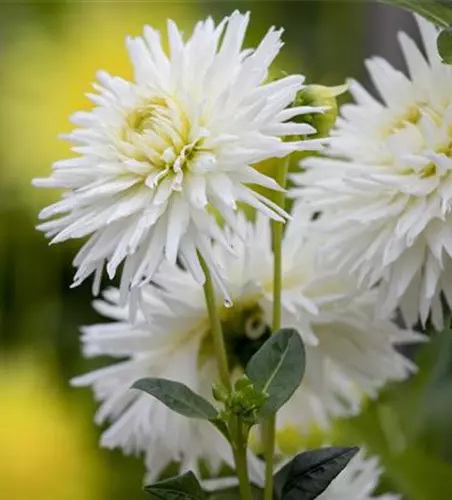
0,2,451,499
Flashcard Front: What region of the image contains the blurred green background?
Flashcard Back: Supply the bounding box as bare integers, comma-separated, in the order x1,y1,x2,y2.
0,1,451,499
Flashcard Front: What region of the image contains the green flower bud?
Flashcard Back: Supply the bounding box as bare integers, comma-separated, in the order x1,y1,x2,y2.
229,392,247,415
234,374,253,392
293,83,348,139
212,383,229,404
227,378,268,425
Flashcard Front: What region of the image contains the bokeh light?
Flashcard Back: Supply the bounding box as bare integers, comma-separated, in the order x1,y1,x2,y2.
0,353,103,500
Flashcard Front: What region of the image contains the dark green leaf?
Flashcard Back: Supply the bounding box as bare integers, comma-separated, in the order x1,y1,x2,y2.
438,28,452,63
274,447,359,500
144,471,207,500
245,328,305,416
132,378,218,420
379,0,452,28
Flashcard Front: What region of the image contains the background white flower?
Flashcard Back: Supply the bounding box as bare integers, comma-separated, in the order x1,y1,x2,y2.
71,287,227,480
34,11,322,303
71,287,265,483
72,210,419,477
293,15,452,329
316,451,399,500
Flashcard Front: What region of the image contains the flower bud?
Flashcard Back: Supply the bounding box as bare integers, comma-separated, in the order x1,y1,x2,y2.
293,83,347,139
254,83,348,181
234,374,253,391
212,383,229,403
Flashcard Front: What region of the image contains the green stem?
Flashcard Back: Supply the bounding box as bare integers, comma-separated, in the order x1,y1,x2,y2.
271,185,286,332
263,417,276,499
199,256,253,498
230,417,254,500
199,254,231,391
263,154,290,500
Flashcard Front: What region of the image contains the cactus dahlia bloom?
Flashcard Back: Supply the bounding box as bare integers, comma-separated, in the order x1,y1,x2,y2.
72,211,418,479
295,15,452,329
34,11,322,303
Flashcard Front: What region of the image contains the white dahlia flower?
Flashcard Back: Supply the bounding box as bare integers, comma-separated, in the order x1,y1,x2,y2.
294,15,452,329
72,210,418,477
33,11,322,302
316,451,399,500
71,287,264,482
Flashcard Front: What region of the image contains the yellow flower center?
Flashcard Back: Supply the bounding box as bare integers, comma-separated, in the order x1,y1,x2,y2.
381,102,452,179
390,106,422,133
121,96,211,192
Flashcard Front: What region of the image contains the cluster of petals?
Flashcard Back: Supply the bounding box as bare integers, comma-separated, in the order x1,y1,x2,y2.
34,11,322,303
294,16,452,329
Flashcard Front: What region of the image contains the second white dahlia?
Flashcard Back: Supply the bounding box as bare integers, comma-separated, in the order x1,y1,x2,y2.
34,11,321,301
294,15,452,329
72,211,418,477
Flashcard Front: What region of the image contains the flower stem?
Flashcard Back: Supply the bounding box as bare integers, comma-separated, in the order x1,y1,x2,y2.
230,417,254,500
200,256,254,498
199,254,231,392
263,154,290,500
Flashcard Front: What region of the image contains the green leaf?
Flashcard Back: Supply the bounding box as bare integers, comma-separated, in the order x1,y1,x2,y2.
438,28,452,63
245,328,305,416
273,447,359,500
379,0,452,28
144,471,207,500
132,378,218,420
